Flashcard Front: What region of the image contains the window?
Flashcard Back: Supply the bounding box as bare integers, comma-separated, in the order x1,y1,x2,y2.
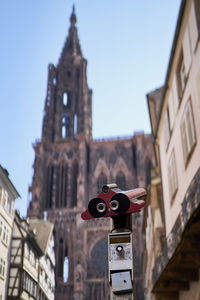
145,159,151,187
0,219,2,238
25,243,30,260
61,113,70,138
176,3,198,101
2,225,9,245
194,0,200,33
74,114,78,137
181,100,196,164
188,1,198,52
71,162,78,207
176,50,187,100
168,151,178,202
58,239,64,278
63,255,69,282
196,69,200,108
97,173,107,194
23,272,37,297
116,171,126,190
63,92,68,106
0,258,6,277
3,191,12,214
168,76,179,129
45,165,54,209
164,108,171,149
182,26,192,75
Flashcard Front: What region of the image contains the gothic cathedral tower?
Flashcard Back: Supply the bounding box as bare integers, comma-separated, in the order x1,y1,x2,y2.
28,7,95,300
28,7,155,300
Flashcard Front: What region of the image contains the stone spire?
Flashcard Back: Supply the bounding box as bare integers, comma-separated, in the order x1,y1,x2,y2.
59,5,82,63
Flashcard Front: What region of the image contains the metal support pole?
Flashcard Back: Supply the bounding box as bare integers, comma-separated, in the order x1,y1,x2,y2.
108,214,134,300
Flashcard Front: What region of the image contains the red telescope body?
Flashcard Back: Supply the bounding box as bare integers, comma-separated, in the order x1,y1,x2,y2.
81,185,147,220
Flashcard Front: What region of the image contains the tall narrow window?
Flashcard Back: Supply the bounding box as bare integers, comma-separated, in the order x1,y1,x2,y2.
62,113,70,139
74,114,78,137
97,173,107,194
176,50,187,100
63,92,68,106
63,245,69,282
116,171,126,190
60,165,68,208
71,162,78,207
188,2,198,52
145,159,151,186
164,108,171,149
168,151,178,202
63,166,68,207
58,239,64,278
181,99,196,164
46,166,53,209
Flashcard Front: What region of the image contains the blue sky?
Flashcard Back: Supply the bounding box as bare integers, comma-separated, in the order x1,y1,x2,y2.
0,1,181,216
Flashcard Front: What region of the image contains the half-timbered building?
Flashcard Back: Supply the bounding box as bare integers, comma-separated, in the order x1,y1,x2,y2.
0,166,19,300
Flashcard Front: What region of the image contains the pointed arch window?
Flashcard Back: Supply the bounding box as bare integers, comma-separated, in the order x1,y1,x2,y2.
63,92,68,106
71,162,78,207
63,245,69,282
58,238,64,278
55,164,68,208
116,171,126,190
58,238,69,282
62,113,70,139
45,165,54,209
74,114,78,137
97,173,107,194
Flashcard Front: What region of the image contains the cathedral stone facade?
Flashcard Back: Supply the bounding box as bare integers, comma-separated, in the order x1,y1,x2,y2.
28,7,155,300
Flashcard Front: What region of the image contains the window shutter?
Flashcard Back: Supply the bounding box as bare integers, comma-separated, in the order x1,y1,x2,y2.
172,75,179,112
168,152,178,200
181,101,196,163
181,118,187,162
187,103,195,152
164,112,170,149
188,2,198,52
196,69,200,107
183,27,192,75
168,91,175,129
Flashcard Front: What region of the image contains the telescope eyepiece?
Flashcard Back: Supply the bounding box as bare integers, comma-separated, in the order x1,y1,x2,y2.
110,199,119,211
96,202,106,213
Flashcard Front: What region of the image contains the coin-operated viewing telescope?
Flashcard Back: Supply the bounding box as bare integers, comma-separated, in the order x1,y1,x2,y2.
81,183,146,220
81,184,147,300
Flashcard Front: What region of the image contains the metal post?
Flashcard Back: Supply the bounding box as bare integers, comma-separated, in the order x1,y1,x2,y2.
108,214,134,300
81,184,147,300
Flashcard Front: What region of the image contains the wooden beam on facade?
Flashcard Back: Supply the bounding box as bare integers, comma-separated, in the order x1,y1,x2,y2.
155,279,189,292
164,268,199,282
154,291,179,300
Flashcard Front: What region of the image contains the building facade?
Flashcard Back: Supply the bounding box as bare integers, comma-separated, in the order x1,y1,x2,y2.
27,7,155,300
7,212,43,300
7,211,56,300
0,165,19,300
29,219,56,300
144,0,200,299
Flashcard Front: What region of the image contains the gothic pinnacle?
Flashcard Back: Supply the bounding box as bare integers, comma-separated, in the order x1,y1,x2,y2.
70,4,77,26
